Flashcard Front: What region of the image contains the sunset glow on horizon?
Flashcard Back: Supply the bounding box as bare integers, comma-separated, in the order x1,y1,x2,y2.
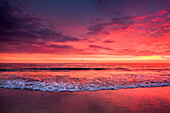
0,0,170,63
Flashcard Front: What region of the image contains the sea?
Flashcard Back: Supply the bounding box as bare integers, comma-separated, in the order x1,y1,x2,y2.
0,63,169,92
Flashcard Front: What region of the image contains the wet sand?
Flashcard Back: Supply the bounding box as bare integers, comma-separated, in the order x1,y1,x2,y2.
0,87,170,113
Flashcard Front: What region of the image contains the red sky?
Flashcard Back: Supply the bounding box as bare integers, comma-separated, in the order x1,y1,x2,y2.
0,0,170,63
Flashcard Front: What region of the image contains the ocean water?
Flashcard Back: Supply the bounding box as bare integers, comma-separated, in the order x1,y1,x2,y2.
0,63,169,92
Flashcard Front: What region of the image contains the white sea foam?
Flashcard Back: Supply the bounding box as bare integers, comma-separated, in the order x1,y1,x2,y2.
0,63,170,92
0,79,169,92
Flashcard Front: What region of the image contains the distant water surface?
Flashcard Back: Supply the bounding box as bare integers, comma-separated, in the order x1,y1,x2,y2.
0,63,169,92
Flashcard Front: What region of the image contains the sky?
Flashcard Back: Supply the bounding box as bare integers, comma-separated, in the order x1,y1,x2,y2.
0,0,170,63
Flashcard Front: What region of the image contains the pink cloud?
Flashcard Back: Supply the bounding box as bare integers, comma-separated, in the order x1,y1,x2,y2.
157,9,168,16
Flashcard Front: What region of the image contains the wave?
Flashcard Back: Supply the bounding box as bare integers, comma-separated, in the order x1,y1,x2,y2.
1,67,169,72
144,69,170,70
0,68,109,71
0,79,169,92
114,67,132,71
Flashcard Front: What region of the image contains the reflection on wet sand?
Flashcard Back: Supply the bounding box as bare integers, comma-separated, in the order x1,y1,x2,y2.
0,86,170,113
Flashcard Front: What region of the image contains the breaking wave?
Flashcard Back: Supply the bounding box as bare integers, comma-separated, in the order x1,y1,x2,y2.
0,68,108,71
0,75,169,92
0,63,169,92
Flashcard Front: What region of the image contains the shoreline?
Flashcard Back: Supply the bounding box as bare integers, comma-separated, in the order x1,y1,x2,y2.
0,85,170,93
0,86,170,113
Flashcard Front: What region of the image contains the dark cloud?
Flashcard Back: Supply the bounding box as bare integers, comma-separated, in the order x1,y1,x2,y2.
87,23,109,35
0,0,79,45
111,16,134,25
104,40,116,43
98,0,103,4
0,0,80,54
89,45,103,49
44,44,74,49
0,42,76,54
89,45,113,50
111,16,135,31
86,16,135,35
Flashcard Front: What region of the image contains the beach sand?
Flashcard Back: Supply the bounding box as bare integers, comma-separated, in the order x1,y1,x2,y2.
0,87,170,113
